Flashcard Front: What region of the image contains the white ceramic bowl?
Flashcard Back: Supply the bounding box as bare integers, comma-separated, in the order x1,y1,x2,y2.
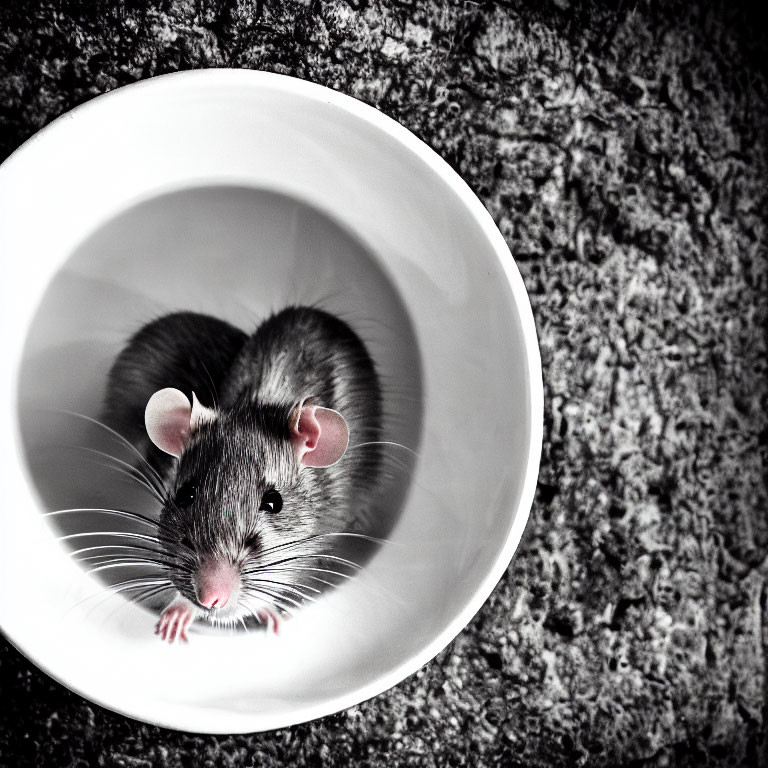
0,70,542,733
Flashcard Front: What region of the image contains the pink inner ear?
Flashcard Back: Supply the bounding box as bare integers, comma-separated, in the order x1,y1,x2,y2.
291,404,349,468
145,388,192,457
291,405,321,461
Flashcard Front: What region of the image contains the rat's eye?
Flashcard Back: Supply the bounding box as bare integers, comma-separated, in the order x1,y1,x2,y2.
259,489,283,514
174,481,197,508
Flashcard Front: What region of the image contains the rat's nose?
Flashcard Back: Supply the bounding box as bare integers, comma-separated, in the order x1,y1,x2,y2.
195,560,238,610
199,589,228,610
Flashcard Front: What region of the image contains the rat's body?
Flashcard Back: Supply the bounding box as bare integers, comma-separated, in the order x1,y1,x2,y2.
103,307,382,641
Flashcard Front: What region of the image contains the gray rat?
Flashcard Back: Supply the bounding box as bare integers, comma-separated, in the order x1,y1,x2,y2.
103,306,382,641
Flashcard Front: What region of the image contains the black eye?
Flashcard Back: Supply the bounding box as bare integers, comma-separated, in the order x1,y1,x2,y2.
259,489,283,514
180,536,194,552
174,481,197,508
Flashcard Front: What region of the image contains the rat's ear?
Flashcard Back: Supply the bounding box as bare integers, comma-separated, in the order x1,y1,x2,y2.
145,388,190,457
145,389,216,457
290,401,349,468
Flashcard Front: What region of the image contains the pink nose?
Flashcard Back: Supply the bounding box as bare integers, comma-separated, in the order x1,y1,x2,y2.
199,589,229,610
195,560,238,610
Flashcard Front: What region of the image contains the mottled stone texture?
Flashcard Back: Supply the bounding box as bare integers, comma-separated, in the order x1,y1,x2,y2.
1,1,767,766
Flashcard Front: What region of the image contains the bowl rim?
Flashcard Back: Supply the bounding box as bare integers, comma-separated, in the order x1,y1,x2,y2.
0,67,543,734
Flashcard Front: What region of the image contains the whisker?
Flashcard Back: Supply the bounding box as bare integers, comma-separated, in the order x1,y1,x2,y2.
301,531,389,545
69,542,169,559
52,409,168,492
100,583,176,625
130,583,175,606
243,583,305,609
44,507,163,532
246,552,363,575
72,445,166,499
241,585,300,613
81,559,173,576
281,573,347,591
58,530,163,547
258,564,404,605
59,525,180,550
240,594,293,623
76,551,188,571
257,565,355,585
246,577,320,602
91,461,165,502
348,440,420,458
63,577,173,617
99,576,173,594
198,361,220,409
373,450,416,472
245,531,386,569
246,533,324,561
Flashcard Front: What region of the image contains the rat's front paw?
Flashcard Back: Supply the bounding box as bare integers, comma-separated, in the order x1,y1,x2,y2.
155,597,196,643
256,608,282,635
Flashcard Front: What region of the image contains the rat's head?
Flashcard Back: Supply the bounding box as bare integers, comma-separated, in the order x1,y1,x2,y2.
144,388,349,624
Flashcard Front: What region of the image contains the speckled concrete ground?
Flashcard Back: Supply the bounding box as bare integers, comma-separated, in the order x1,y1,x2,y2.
1,1,767,766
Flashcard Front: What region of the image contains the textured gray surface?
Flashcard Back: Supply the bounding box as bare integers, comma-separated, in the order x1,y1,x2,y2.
1,1,767,766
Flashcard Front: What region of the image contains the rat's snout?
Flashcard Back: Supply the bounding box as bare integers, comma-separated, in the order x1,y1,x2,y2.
195,560,239,610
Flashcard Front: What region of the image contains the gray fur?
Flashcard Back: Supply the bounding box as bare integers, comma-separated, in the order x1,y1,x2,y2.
103,306,382,619
103,311,248,477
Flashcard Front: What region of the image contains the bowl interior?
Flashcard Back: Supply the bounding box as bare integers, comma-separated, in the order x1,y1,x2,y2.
0,70,541,733
18,185,422,568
